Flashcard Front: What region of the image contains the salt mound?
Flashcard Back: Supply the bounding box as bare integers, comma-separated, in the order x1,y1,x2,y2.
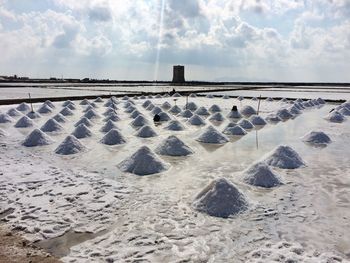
83,105,95,113
295,98,304,104
156,135,193,157
163,94,169,98
16,102,31,112
339,107,350,116
90,102,99,108
265,114,282,123
140,95,146,99
7,108,22,117
209,112,225,122
187,114,206,126
195,107,210,116
222,95,230,99
26,111,41,119
41,119,64,132
131,115,149,127
72,124,93,139
94,97,104,103
281,98,288,102
100,120,118,133
147,95,153,99
193,178,248,218
151,106,162,115
172,92,181,97
302,101,313,108
75,117,93,127
130,110,142,119
227,110,242,119
118,146,169,175
161,101,172,110
100,129,126,145
122,95,129,100
38,104,53,114
66,103,76,110
164,120,185,131
133,96,139,100
264,145,305,169
197,125,229,144
183,102,198,111
158,111,171,121
0,113,13,123
84,109,101,119
302,131,331,145
62,100,74,107
277,108,293,120
206,94,214,98
146,103,155,111
155,94,162,99
135,125,157,138
169,105,182,114
15,116,34,128
80,99,90,105
44,100,55,108
180,109,193,118
325,111,345,123
266,97,274,102
241,106,257,117
104,112,121,122
289,106,301,115
209,104,222,113
243,162,283,188
22,129,54,147
251,97,258,101
237,96,244,101
125,106,136,113
223,124,247,136
249,115,267,126
189,93,197,98
55,135,86,155
60,107,74,116
238,119,254,130
104,100,117,108
142,100,152,108
0,128,7,137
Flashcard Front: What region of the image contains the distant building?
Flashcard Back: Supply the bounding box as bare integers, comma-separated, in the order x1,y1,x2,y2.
172,65,185,83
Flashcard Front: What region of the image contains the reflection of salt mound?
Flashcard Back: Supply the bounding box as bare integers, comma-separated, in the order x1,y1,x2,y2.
72,124,93,139
164,120,185,131
187,114,206,126
84,109,101,119
180,109,193,118
118,146,169,175
243,162,283,188
161,101,172,110
264,145,305,169
195,107,210,116
26,111,41,119
156,135,193,156
169,105,182,114
131,115,149,127
241,106,256,117
60,107,74,116
80,99,90,105
238,119,254,130
142,100,152,108
184,102,198,111
38,104,53,114
7,108,22,117
75,117,93,127
16,102,31,112
193,178,248,218
223,124,247,136
22,129,54,147
94,97,103,103
209,104,221,113
135,125,157,138
209,112,225,122
302,131,331,145
0,113,13,123
104,112,120,122
100,129,126,145
266,114,282,123
158,111,171,121
41,119,64,132
15,116,34,128
55,135,86,155
277,109,293,120
237,96,244,101
249,115,267,126
227,110,242,119
100,120,118,133
196,125,229,144
44,100,55,108
325,111,345,123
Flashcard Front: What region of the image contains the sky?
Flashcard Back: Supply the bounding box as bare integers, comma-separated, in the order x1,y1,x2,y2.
0,0,350,82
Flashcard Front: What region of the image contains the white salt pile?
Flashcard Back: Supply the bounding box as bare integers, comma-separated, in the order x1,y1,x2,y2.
237,96,244,101
295,98,304,104
104,100,117,108
238,119,254,130
7,108,22,117
44,100,55,108
193,178,248,218
118,146,169,175
75,117,93,127
209,112,225,122
135,125,157,138
187,114,206,126
142,100,152,108
41,119,64,132
206,94,214,98
158,111,171,121
53,113,68,123
62,100,74,107
243,162,283,188
241,105,257,117
180,109,193,118
302,131,332,145
84,109,101,120
72,124,93,139
122,95,129,100
289,106,301,115
325,111,345,123
100,120,118,133
90,102,99,108
223,124,247,136
293,102,305,110
316,98,326,104
277,108,293,120
133,96,139,100
264,145,305,169
222,95,230,99
55,135,86,155
195,107,210,116
15,116,35,128
125,106,136,113
94,97,104,103
0,128,7,137
183,102,198,111
103,112,121,122
169,105,182,114
209,104,222,113
100,129,126,145
189,93,197,98
103,107,118,116
38,104,53,114
155,94,162,99
139,95,146,99
151,106,162,115
265,114,282,123
83,105,95,113
339,107,350,116
161,101,172,110
266,97,274,102
302,101,313,108
130,110,142,119
60,107,74,116
172,92,181,97
26,111,41,119
196,125,229,144
249,115,267,126
16,102,31,112
80,99,90,105
22,129,54,147
251,97,258,101
164,120,185,131
227,110,242,119
281,98,288,102
147,95,153,99
163,94,170,98
131,115,149,127
0,113,13,123
146,103,155,111
156,135,193,156
66,103,76,110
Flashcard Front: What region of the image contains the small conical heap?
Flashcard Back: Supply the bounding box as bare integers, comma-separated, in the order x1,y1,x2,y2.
94,97,104,103
184,102,198,111
55,135,86,155
241,105,256,117
180,109,193,118
146,103,155,111
187,114,206,126
118,146,169,175
196,125,229,144
193,178,248,218
169,105,182,114
26,111,41,119
195,107,210,116
142,100,152,108
302,131,331,145
276,109,293,120
80,98,90,105
0,113,13,123
266,114,282,123
22,129,54,147
158,112,171,121
53,113,68,123
103,112,120,122
62,100,74,107
38,104,53,114
238,119,254,130
151,106,162,115
131,115,149,127
209,112,225,122
7,108,22,117
100,129,126,145
243,162,283,188
74,117,93,128
100,120,118,133
66,103,76,110
325,111,345,123
206,94,214,98
249,115,267,126
263,145,305,169
227,110,242,119
72,124,93,139
125,106,136,113
44,100,55,108
130,110,142,119
16,102,31,112
60,107,74,116
164,120,185,131
155,135,193,156
14,116,34,128
84,109,100,119
209,104,221,113
135,125,157,138
83,105,95,113
223,124,247,136
161,101,172,110
41,118,64,132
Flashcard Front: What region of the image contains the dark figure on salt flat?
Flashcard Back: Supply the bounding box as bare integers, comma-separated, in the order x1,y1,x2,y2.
153,114,160,122
231,105,238,111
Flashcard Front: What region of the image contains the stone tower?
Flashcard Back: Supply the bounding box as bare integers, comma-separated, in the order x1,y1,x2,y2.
172,65,185,83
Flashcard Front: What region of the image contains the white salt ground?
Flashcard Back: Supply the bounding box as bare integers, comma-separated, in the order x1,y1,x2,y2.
135,125,157,138
22,129,54,147
164,120,186,131
302,131,332,145
0,128,7,137
14,116,35,128
263,145,305,169
193,178,248,218
243,162,283,188
100,129,126,145
40,118,64,132
55,135,86,155
155,135,194,156
196,125,229,144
